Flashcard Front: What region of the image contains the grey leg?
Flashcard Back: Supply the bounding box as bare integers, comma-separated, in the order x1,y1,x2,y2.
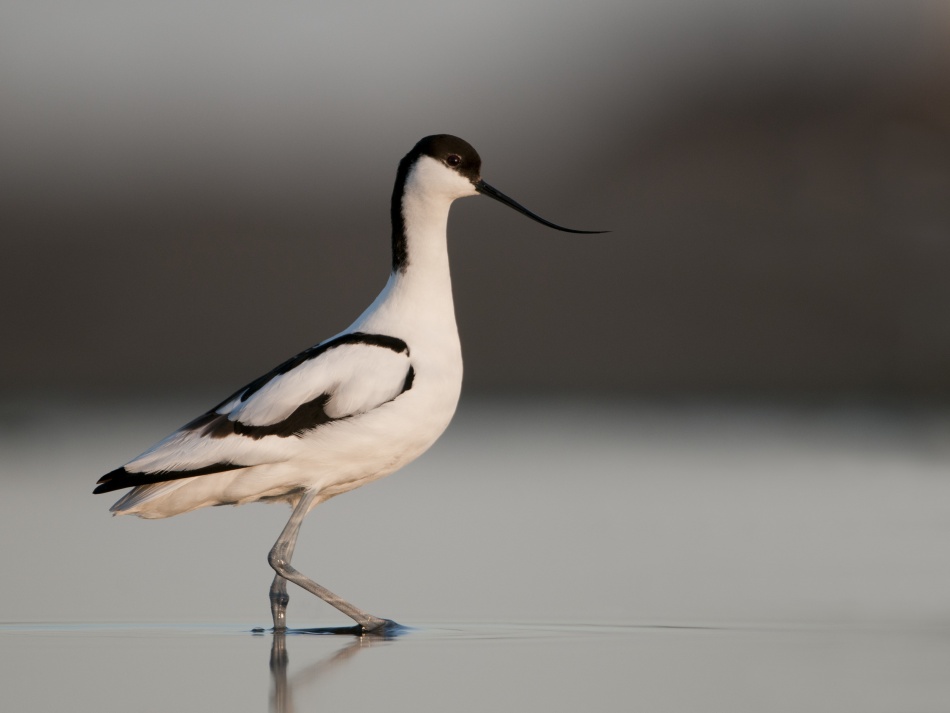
269,492,312,630
268,532,301,630
267,489,393,633
269,499,309,630
270,576,290,630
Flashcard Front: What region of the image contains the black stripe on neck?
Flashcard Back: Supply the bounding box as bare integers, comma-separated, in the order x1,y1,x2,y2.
390,150,415,273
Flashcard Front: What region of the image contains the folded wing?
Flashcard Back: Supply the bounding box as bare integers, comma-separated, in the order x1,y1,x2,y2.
94,332,413,494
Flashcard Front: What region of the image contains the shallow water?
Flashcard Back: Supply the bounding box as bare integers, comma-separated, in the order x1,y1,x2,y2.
2,398,950,711
4,621,950,712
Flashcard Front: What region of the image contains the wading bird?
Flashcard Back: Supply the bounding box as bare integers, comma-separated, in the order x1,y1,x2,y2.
95,134,601,634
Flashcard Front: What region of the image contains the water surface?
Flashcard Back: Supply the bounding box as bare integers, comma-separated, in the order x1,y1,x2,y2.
2,399,949,710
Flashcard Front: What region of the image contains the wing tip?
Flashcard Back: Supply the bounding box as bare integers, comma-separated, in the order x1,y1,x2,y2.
94,462,250,495
93,467,131,494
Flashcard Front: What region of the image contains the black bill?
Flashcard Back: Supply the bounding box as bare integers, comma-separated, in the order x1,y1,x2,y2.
475,180,606,234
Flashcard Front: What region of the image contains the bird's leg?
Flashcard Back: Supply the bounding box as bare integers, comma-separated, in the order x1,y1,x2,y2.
269,492,313,630
269,492,312,630
268,489,396,634
269,523,303,630
269,577,290,631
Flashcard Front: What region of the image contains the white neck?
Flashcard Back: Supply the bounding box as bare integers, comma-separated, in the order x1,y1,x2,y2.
354,158,469,339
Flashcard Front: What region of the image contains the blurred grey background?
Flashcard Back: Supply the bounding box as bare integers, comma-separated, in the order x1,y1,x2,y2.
4,9,950,707
2,0,949,400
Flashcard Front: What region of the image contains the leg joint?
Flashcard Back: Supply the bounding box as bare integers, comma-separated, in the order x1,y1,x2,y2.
268,548,290,575
270,590,290,606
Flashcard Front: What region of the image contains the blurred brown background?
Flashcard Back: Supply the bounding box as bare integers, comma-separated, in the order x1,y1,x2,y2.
2,0,949,400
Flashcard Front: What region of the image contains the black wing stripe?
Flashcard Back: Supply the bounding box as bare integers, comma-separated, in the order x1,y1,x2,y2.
178,332,408,435
238,332,409,403
93,463,250,494
194,394,334,440
200,364,415,441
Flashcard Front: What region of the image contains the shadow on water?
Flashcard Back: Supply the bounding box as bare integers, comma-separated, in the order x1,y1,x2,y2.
264,626,409,713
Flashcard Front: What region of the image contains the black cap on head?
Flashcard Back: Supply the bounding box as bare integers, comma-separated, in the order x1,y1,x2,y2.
408,134,482,183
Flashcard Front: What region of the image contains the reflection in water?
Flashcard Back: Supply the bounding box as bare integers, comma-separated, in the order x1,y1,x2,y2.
268,628,403,713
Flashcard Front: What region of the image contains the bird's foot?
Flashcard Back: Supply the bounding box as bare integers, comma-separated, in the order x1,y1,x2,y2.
253,618,405,638
358,618,405,637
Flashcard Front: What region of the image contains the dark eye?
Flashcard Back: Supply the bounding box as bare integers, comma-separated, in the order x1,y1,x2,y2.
446,154,461,167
